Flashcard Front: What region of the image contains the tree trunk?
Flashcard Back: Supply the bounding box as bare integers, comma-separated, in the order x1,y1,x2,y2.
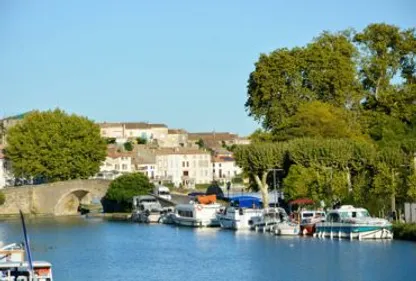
254,172,269,208
391,169,396,219
346,167,352,193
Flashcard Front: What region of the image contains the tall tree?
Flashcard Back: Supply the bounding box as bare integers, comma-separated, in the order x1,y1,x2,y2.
234,143,287,207
6,109,106,182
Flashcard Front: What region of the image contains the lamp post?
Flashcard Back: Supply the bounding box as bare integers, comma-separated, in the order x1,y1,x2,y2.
268,168,284,207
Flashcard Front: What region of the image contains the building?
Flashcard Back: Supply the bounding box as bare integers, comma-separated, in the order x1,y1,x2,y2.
96,145,133,180
154,147,212,188
161,129,188,148
98,122,169,144
0,112,32,145
187,132,240,149
132,147,158,180
212,156,242,183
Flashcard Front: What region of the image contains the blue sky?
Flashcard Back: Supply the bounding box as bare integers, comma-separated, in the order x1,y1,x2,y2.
1,0,415,136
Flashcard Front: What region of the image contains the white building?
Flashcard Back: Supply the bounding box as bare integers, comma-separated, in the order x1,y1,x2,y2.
96,146,133,180
132,149,158,180
212,156,242,182
154,148,212,188
98,122,169,144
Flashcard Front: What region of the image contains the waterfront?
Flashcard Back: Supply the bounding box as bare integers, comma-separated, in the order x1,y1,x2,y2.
1,217,416,281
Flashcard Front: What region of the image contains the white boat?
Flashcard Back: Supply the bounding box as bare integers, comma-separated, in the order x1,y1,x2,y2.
299,210,326,236
217,196,263,230
274,221,300,236
250,207,286,232
0,261,53,281
131,195,163,223
172,195,222,227
0,243,25,263
315,205,393,240
268,209,300,236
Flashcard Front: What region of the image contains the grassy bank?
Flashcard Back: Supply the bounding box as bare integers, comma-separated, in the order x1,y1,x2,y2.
393,223,416,241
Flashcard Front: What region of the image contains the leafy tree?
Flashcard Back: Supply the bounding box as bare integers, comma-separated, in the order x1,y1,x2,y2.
105,173,154,211
196,139,205,149
281,101,366,141
124,141,133,151
246,31,359,133
6,109,106,182
234,143,287,207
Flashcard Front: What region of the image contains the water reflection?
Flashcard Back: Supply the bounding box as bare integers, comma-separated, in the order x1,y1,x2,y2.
0,217,415,281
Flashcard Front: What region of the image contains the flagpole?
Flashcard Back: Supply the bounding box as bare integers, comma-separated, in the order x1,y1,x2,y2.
19,210,35,280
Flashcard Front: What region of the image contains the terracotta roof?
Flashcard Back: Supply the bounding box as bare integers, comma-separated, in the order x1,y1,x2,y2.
106,146,133,159
124,122,167,129
154,147,210,156
168,129,187,134
213,156,235,162
99,122,167,129
98,122,123,128
188,132,238,141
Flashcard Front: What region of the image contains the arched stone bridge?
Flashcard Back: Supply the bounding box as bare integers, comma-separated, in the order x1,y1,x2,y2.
0,179,110,216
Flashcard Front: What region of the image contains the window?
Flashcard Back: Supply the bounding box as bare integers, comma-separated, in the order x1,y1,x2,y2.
219,163,222,167
182,161,186,168
183,171,189,176
122,164,128,170
115,164,120,170
186,161,189,167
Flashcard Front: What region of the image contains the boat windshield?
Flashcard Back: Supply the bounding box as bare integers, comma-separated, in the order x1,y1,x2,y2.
340,210,370,219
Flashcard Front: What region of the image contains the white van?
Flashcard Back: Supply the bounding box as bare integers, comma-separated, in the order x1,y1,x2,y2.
153,185,172,201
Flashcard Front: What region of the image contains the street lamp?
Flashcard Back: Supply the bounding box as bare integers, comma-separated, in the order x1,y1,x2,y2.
268,168,284,207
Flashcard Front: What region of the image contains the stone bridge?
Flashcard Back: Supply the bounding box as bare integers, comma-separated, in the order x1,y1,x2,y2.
0,179,110,216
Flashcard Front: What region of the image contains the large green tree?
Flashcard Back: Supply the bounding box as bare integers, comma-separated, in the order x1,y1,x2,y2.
105,173,154,211
234,143,287,207
6,109,106,182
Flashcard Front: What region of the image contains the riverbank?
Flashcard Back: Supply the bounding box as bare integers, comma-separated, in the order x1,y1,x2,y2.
86,212,131,221
393,223,416,241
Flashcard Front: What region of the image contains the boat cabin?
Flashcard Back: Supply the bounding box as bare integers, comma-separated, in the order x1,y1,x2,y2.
300,211,326,224
0,244,25,263
132,195,162,212
0,261,53,281
326,205,370,223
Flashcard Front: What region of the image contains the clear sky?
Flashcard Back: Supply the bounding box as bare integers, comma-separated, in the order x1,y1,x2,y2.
1,0,415,136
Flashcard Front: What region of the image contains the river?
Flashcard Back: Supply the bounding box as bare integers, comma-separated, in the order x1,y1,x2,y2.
0,216,415,281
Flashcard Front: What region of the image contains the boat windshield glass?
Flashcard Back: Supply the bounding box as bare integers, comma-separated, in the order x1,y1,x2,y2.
159,191,170,195
351,210,370,218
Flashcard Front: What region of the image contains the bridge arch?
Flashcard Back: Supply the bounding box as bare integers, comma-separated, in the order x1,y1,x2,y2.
54,189,98,215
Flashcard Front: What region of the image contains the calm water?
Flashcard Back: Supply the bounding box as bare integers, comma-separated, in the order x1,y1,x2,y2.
0,217,415,281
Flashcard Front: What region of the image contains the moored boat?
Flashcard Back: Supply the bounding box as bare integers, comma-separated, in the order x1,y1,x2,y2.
315,205,393,240
172,195,222,227
250,207,286,232
131,195,163,223
299,210,326,236
217,196,263,230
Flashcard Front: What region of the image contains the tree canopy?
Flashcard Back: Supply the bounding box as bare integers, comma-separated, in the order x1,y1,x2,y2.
105,173,154,210
5,109,106,182
241,23,416,214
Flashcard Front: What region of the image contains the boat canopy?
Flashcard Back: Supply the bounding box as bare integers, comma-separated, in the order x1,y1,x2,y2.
229,196,261,208
197,195,217,204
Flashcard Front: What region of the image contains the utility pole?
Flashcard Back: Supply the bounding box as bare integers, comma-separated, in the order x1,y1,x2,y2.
268,168,283,207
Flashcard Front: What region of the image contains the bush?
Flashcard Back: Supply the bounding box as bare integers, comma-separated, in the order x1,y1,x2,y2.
105,173,154,212
393,223,416,241
124,141,133,151
0,191,5,205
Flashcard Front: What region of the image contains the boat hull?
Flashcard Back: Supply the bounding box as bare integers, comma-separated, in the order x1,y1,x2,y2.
315,224,393,240
172,214,220,227
218,209,263,230
274,223,300,236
